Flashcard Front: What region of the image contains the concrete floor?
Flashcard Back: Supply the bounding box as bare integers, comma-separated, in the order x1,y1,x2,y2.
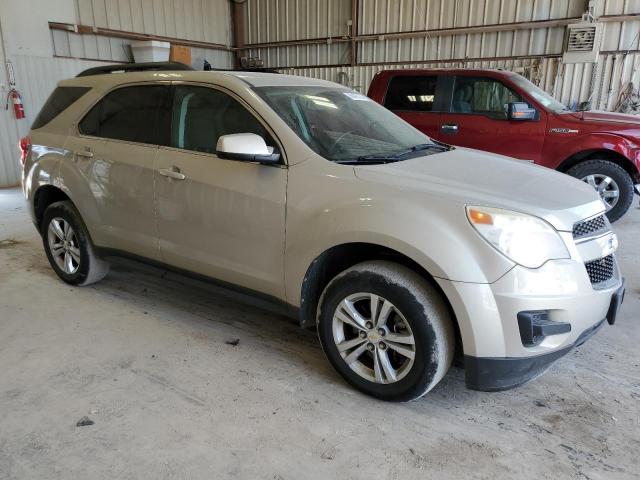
0,186,639,480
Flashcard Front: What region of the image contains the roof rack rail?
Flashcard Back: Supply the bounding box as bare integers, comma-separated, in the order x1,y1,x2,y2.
76,62,194,77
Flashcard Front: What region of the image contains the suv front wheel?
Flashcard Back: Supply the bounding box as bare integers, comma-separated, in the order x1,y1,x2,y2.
317,261,454,401
567,159,634,222
42,201,109,286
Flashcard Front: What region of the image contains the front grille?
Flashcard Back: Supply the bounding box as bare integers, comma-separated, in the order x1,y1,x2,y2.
585,255,615,286
573,214,607,240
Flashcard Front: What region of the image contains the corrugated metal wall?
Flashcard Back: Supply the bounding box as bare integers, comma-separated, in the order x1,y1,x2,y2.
0,55,108,187
0,0,234,187
52,0,234,68
241,0,640,114
0,24,21,188
243,0,351,67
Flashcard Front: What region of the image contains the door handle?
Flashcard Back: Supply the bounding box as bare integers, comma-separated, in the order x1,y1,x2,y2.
159,166,186,180
441,124,459,134
75,149,94,158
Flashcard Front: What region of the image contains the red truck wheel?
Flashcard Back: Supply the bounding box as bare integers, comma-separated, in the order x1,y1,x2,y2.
567,160,634,222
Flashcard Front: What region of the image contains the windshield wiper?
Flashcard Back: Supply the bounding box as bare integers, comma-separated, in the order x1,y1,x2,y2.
355,143,449,162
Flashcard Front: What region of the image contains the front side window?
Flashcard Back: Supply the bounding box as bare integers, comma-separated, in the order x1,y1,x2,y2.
384,75,438,112
509,74,568,112
255,86,439,163
451,77,525,119
79,85,169,144
170,85,270,154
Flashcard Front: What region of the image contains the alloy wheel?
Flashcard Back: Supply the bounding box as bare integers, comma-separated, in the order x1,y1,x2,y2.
331,292,416,384
581,174,620,211
47,217,81,274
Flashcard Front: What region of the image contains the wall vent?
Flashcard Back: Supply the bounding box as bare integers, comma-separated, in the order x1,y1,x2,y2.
562,22,602,63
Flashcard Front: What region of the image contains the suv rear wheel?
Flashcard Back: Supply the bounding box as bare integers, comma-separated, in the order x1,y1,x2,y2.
42,201,109,285
317,261,454,401
567,159,634,222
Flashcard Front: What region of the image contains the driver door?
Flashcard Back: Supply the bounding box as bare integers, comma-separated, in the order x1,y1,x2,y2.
439,75,547,162
154,84,287,298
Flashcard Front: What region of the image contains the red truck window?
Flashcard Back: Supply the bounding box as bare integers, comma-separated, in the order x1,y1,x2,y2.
452,76,524,120
384,76,438,112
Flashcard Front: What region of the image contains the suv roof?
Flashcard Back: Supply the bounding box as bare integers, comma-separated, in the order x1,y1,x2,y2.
61,69,337,89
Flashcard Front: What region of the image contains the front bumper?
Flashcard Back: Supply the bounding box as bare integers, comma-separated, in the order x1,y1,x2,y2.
436,256,624,391
464,318,605,391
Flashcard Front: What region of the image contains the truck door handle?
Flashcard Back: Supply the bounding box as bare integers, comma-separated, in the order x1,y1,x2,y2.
75,149,94,158
159,166,186,180
441,124,459,134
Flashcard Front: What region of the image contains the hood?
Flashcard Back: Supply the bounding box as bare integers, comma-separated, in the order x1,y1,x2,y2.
568,110,640,126
353,147,604,231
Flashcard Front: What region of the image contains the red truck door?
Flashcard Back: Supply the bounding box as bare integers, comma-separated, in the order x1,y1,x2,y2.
381,74,443,140
438,75,547,162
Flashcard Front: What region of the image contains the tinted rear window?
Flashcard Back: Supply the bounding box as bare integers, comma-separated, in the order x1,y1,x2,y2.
32,86,91,129
384,76,438,112
79,85,169,144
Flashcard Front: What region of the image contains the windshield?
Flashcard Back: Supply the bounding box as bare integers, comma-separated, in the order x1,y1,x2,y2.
255,86,440,162
509,74,568,112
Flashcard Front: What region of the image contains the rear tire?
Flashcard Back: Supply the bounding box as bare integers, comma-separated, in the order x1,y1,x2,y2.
41,201,109,286
316,261,454,402
567,159,634,222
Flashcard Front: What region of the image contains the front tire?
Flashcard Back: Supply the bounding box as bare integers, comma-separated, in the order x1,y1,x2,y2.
317,261,454,401
41,201,109,286
567,159,634,222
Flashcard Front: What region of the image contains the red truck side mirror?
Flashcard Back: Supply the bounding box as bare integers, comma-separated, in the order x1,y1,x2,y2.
508,102,537,121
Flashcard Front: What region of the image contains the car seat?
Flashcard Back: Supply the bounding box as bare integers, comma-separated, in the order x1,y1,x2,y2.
452,84,472,113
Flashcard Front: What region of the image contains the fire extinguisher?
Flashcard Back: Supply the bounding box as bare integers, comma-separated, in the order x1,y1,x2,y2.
5,88,25,120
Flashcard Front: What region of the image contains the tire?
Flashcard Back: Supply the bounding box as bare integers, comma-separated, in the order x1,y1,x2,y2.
41,201,109,286
566,160,634,223
316,261,454,402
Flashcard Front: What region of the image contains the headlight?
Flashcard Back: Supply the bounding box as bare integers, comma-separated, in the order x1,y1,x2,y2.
466,206,570,268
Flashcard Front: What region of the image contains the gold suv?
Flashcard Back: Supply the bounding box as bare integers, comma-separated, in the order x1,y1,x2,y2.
21,63,625,401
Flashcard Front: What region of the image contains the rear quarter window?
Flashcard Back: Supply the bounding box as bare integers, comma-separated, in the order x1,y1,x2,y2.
32,86,91,130
384,76,438,111
78,85,169,145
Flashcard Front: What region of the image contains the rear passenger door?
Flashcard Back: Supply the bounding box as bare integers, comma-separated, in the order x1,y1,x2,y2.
383,74,444,140
69,84,170,259
153,84,287,298
438,75,546,161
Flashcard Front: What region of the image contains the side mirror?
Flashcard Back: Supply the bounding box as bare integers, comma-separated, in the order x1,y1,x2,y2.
507,102,537,121
216,133,281,164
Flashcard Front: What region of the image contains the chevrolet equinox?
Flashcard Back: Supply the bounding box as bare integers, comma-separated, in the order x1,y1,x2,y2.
21,63,625,401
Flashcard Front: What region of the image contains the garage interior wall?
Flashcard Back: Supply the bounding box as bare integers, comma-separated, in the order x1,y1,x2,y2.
239,0,640,112
0,0,234,187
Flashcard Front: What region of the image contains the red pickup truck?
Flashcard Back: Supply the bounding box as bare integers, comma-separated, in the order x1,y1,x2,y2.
368,68,640,221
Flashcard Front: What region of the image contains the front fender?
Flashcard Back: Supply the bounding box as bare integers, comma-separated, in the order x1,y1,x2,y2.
552,132,640,175
284,159,514,307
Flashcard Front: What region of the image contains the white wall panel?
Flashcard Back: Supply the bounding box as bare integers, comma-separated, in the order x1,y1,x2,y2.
357,0,584,64
52,0,234,67
0,0,235,186
0,55,107,187
74,0,231,44
0,25,21,187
